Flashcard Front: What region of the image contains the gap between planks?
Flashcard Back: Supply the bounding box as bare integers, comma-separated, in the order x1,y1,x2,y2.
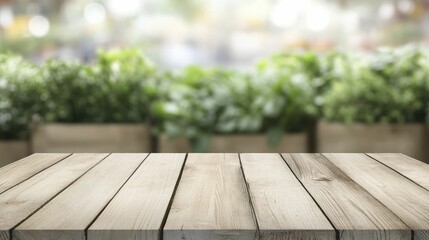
0,153,72,194
324,153,429,240
240,153,335,240
163,153,258,240
5,153,427,240
83,153,151,239
279,154,340,240
4,154,110,240
12,153,147,240
366,153,429,192
157,153,188,240
238,153,261,240
283,153,411,240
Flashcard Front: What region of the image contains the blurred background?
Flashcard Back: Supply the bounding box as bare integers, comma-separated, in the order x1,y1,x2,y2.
1,0,429,67
0,0,429,166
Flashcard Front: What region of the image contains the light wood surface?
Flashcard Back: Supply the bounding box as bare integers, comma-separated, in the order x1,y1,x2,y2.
367,153,429,191
88,153,186,240
164,153,257,240
0,153,70,194
324,153,429,240
240,153,335,240
0,153,427,240
14,153,147,240
284,153,410,240
0,153,106,240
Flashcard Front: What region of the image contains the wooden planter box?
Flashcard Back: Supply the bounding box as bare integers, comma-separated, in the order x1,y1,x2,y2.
0,140,31,167
317,121,428,162
159,133,308,153
31,123,151,153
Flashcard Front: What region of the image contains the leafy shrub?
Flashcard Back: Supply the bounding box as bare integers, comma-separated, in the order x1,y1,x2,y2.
42,60,101,122
154,58,316,150
323,46,429,124
152,67,240,147
1,46,429,143
0,54,46,139
43,49,157,123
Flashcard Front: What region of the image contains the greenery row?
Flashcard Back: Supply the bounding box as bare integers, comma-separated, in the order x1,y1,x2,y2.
1,46,428,141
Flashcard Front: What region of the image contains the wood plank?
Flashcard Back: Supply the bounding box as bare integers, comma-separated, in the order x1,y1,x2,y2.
13,153,148,240
0,153,107,240
88,153,186,240
240,153,335,240
163,153,257,240
367,153,429,191
324,153,429,240
283,153,410,240
0,153,70,194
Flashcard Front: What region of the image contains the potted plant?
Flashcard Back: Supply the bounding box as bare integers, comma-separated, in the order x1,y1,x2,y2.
0,54,42,166
155,55,314,152
318,46,429,162
31,49,156,153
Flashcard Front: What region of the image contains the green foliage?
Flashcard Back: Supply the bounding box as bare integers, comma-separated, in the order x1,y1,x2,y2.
256,52,320,129
323,46,429,124
0,54,46,139
43,49,157,123
92,49,157,123
154,60,315,150
1,46,429,143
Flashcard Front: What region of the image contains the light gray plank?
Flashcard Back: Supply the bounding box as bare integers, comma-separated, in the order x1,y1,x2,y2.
367,153,429,191
164,153,257,240
13,153,148,240
0,153,107,240
284,153,410,240
88,153,186,240
240,153,335,240
0,153,70,194
324,153,429,240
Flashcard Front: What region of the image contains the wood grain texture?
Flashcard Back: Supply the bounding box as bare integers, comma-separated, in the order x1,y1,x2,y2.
240,153,335,240
0,153,70,194
324,153,429,240
0,153,107,240
164,153,257,240
283,153,410,240
367,153,429,191
88,153,186,240
13,153,148,240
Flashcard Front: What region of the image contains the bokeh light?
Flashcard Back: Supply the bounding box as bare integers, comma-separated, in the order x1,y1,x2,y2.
84,2,106,24
28,15,50,37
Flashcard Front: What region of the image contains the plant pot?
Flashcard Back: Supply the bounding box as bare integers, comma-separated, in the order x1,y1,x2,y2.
0,140,31,167
31,123,151,153
316,121,428,162
159,133,308,153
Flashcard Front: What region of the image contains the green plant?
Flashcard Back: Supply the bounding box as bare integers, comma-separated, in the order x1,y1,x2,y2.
153,66,237,150
0,54,46,139
43,49,157,123
94,49,157,122
42,59,103,122
2,46,429,144
155,58,316,151
323,46,429,124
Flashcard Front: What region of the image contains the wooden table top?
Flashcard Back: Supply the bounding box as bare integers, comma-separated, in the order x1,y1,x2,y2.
0,153,428,240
